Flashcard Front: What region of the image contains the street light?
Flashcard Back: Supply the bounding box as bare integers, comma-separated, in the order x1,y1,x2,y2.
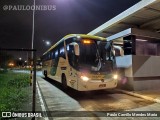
31,0,35,53
8,63,14,67
43,40,51,46
46,41,50,46
18,57,22,68
31,0,36,117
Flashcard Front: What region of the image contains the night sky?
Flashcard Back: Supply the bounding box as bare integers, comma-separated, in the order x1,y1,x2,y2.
0,0,141,58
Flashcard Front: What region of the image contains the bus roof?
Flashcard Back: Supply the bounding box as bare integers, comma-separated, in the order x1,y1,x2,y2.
43,34,106,55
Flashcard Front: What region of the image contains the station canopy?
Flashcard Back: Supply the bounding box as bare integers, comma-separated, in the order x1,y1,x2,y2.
88,0,160,38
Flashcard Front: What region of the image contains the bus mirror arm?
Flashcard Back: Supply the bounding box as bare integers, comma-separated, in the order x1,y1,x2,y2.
113,45,124,56
70,42,80,56
74,44,80,56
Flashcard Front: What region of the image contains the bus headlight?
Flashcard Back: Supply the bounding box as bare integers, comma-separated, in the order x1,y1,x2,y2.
81,76,89,82
113,74,118,79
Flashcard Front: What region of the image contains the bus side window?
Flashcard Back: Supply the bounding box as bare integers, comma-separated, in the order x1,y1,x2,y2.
68,45,74,65
54,50,59,67
47,52,50,60
51,51,55,59
60,47,66,59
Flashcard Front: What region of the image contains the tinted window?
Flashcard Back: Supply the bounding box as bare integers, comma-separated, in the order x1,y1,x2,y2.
123,35,135,55
136,36,160,56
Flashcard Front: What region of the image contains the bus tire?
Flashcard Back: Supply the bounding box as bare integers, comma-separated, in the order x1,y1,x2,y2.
44,70,47,78
62,74,67,89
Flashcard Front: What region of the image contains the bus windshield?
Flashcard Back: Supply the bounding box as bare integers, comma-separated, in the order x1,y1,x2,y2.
75,40,114,73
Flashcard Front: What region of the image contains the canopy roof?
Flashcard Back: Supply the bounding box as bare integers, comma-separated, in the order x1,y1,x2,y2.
88,0,160,38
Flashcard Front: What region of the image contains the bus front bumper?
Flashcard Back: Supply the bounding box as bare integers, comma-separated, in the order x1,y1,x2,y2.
78,79,118,91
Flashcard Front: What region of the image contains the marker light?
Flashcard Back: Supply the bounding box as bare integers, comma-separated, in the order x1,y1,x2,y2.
83,40,91,44
8,63,14,66
113,75,118,79
81,76,89,82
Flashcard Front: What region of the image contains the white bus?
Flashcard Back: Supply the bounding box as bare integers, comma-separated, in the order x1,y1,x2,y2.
42,34,118,91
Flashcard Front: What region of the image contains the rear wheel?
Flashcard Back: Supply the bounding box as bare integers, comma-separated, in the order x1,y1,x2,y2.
62,74,67,89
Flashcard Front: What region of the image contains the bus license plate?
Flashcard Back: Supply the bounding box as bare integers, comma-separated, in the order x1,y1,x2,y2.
99,84,106,87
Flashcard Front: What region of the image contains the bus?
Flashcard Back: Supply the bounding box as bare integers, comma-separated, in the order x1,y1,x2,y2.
41,34,118,91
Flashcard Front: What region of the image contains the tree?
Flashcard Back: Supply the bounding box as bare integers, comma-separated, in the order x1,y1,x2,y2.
0,52,14,69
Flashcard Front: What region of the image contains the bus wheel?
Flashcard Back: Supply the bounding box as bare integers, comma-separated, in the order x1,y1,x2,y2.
62,74,67,89
44,70,47,78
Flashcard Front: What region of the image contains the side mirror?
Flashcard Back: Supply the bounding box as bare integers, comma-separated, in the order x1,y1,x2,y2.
69,42,80,56
113,45,124,56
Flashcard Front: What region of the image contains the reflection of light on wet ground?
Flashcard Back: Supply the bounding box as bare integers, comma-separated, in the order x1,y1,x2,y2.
77,92,154,111
36,71,44,77
120,77,127,84
13,70,44,77
13,70,30,74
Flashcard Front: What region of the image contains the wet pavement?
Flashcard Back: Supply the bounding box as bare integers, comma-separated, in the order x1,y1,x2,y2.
36,76,160,120
135,90,160,99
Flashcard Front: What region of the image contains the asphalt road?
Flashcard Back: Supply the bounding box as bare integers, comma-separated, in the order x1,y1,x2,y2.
12,70,159,120
41,77,154,112
12,69,154,111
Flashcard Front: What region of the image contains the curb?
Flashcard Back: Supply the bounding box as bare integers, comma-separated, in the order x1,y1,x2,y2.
36,78,50,120
115,89,160,104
